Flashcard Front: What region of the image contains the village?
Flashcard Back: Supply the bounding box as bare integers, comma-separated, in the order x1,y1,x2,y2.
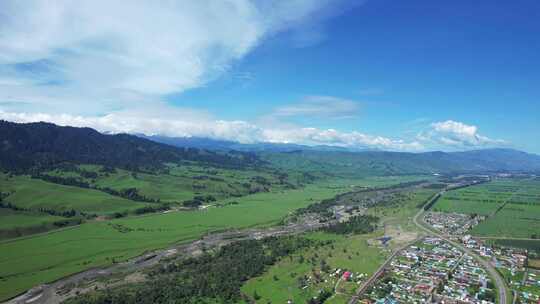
423,209,540,304
423,212,484,236
461,236,540,304
354,205,540,304
360,237,496,304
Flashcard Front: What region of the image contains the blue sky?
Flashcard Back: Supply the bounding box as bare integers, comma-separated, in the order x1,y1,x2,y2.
0,0,539,153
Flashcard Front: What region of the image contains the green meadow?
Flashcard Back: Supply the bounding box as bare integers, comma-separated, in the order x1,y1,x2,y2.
0,184,344,301
433,178,540,238
0,172,433,300
241,232,385,304
471,203,540,238
0,173,147,215
46,163,301,203
0,209,63,230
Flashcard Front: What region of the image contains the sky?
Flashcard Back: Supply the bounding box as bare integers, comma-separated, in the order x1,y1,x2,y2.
0,0,539,153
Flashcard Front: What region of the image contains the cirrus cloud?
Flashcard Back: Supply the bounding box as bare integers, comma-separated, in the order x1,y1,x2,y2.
272,95,361,119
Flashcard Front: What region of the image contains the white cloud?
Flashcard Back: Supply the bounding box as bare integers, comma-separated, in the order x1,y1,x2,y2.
0,109,424,151
419,120,507,148
1,110,510,152
272,95,360,119
0,0,346,114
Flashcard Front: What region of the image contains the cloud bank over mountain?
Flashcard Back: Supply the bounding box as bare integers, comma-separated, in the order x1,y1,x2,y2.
0,0,510,152
0,109,506,152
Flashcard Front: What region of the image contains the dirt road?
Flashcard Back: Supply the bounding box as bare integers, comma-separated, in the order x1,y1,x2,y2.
4,220,326,304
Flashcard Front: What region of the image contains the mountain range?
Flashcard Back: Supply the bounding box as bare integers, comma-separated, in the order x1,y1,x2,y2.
1,120,540,175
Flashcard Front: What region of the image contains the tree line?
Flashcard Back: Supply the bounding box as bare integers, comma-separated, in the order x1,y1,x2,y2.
66,236,327,304
31,173,160,203
324,215,379,235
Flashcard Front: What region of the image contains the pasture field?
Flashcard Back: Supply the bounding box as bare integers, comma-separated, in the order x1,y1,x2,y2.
0,209,68,240
0,183,345,301
0,173,147,214
241,232,385,304
329,175,434,188
432,180,516,215
46,163,301,203
0,209,63,230
433,178,540,238
471,203,540,238
487,239,540,254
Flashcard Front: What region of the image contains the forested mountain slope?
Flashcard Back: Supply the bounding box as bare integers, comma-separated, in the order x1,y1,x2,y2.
0,121,261,172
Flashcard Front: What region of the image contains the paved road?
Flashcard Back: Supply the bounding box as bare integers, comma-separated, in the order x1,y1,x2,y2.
349,188,509,304
413,197,509,304
347,191,443,304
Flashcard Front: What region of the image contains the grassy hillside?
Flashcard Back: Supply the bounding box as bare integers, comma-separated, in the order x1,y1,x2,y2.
0,173,147,215
42,163,303,203
260,149,540,177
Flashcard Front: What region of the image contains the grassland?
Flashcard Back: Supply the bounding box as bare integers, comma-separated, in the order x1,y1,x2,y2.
471,203,540,238
240,188,439,304
432,180,516,215
367,188,438,247
0,209,63,230
0,209,67,240
45,163,302,203
0,183,345,301
487,239,540,254
0,173,147,215
0,169,434,301
328,175,435,188
432,178,540,238
241,232,385,304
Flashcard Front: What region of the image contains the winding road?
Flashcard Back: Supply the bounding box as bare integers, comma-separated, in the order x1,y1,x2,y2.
412,193,509,304
349,189,509,304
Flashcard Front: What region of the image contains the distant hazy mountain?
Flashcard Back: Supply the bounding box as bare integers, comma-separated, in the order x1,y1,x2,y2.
138,134,372,152
139,135,540,175
260,149,540,176
0,121,260,172
1,122,538,175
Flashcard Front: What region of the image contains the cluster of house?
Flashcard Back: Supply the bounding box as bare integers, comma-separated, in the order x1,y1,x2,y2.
436,254,494,303
361,237,495,304
460,236,540,304
424,212,484,235
329,268,368,283
520,270,540,303
331,205,366,223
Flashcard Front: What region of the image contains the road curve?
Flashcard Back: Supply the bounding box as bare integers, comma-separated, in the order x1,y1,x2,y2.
413,197,509,304
349,189,509,304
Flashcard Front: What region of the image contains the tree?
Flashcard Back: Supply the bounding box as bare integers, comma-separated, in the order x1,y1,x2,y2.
253,290,261,301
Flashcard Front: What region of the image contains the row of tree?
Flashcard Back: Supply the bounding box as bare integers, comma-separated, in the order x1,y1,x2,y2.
32,173,160,203
324,215,379,235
